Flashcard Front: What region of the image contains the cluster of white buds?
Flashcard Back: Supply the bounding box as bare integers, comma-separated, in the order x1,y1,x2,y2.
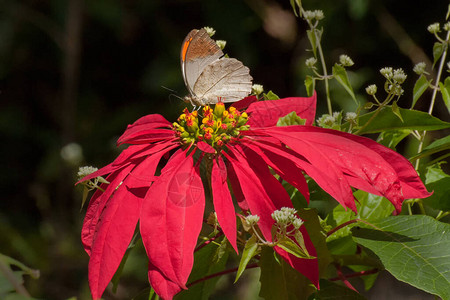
344,112,357,123
316,112,342,129
413,62,427,75
305,57,317,68
303,10,324,22
444,22,450,32
77,166,98,181
365,84,377,96
77,166,109,191
204,26,216,37
215,40,226,50
252,84,264,96
393,68,407,84
339,54,354,67
427,23,440,34
245,214,260,226
380,67,406,96
380,67,393,79
271,207,304,230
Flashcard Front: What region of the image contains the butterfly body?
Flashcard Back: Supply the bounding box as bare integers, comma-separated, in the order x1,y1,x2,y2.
180,29,253,106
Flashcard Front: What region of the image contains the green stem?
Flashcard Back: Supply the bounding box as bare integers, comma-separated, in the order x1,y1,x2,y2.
0,257,31,297
316,34,332,115
354,106,383,135
300,7,332,115
186,263,259,288
436,211,450,221
415,30,450,169
327,219,359,237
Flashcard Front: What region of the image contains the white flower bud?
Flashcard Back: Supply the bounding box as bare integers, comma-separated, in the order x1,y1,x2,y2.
203,26,216,37
380,67,393,79
314,10,324,20
303,10,315,21
413,62,427,75
246,215,260,225
444,22,450,31
292,218,304,229
345,112,357,122
339,54,354,67
252,84,264,95
305,57,317,68
427,23,440,34
77,166,98,181
215,40,226,50
365,84,377,95
393,68,407,84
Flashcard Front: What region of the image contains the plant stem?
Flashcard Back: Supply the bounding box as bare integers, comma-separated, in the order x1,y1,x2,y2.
299,7,333,115
194,232,223,252
316,35,333,115
186,263,259,288
436,211,450,221
354,106,382,135
334,264,357,291
0,258,31,297
415,30,450,169
329,268,379,282
327,219,359,237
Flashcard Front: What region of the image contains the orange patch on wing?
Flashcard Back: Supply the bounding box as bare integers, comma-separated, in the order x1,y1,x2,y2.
181,38,193,62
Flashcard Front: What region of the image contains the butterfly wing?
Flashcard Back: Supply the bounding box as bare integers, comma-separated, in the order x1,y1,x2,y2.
180,28,223,95
193,57,253,104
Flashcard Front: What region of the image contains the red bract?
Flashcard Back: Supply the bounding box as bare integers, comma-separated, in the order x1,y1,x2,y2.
78,92,430,299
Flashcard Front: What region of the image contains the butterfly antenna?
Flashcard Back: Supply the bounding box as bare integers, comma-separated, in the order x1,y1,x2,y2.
161,86,184,104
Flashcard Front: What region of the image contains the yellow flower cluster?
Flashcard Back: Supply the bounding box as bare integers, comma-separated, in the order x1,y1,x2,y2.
173,102,249,150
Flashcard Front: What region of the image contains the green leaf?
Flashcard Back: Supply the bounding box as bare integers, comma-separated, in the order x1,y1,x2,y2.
439,77,450,114
296,208,332,277
111,233,140,293
410,135,450,161
433,42,444,67
277,237,312,259
347,106,450,134
447,3,450,20
81,186,90,210
351,216,450,299
423,163,450,211
289,0,302,17
308,279,366,300
306,30,318,57
412,75,430,108
332,64,357,103
263,90,280,100
176,236,229,300
327,191,394,255
277,112,306,127
259,247,316,300
391,101,403,122
235,235,258,282
305,75,315,97
376,130,411,150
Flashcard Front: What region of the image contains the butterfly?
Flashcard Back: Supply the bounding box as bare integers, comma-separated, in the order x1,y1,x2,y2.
180,28,253,106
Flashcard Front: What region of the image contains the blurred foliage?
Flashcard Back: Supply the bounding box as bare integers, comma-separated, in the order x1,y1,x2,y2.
0,0,448,298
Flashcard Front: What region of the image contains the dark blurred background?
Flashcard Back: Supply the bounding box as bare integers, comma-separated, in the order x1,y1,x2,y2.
0,0,448,299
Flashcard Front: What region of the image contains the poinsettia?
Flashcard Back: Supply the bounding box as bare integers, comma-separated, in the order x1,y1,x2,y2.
78,92,430,299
